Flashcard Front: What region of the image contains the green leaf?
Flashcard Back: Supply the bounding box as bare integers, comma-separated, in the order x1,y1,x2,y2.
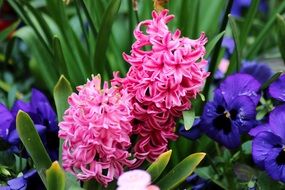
53,36,69,78
239,0,259,49
93,0,121,77
147,150,172,182
205,31,225,59
14,27,57,91
53,75,73,164
53,76,80,188
226,15,241,75
16,111,52,188
241,141,252,155
202,0,234,102
195,166,227,189
46,161,65,190
182,109,195,131
246,1,285,59
276,14,285,64
156,153,206,190
260,71,283,91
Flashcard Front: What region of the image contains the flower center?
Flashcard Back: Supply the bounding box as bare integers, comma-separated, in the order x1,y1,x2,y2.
276,148,285,165
213,107,238,134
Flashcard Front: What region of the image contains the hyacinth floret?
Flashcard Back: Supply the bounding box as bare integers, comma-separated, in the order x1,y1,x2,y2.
59,75,135,186
113,9,209,164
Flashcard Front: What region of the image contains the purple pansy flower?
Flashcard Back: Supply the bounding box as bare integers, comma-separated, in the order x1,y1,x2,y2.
0,169,43,190
0,89,58,160
240,61,273,84
268,74,285,102
179,119,202,140
186,173,209,190
250,105,285,182
231,0,268,17
200,74,261,149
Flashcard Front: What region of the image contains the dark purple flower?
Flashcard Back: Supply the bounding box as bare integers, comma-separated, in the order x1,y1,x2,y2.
240,61,273,84
231,0,268,17
0,104,13,146
186,173,209,190
179,119,202,140
0,169,44,190
251,105,285,182
0,89,58,160
268,74,285,102
201,74,260,149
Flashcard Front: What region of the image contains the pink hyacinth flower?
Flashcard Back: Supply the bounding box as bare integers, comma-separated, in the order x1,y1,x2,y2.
116,170,160,190
112,9,209,164
59,75,135,186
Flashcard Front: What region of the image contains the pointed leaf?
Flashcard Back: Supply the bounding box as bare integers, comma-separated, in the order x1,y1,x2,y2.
226,15,241,75
147,150,172,182
239,0,259,48
156,153,206,190
53,36,69,78
246,1,285,59
205,31,225,59
16,111,52,188
46,161,65,190
276,14,285,64
182,109,195,130
260,71,283,91
53,76,80,188
53,76,72,114
93,0,121,77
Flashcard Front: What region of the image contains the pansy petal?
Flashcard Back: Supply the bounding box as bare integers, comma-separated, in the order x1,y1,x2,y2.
30,88,49,105
249,124,271,137
269,105,285,140
228,96,256,133
219,73,261,105
11,100,31,118
0,104,13,140
179,119,202,140
217,121,241,149
240,61,273,84
7,176,26,190
252,132,282,169
264,148,285,182
269,74,285,102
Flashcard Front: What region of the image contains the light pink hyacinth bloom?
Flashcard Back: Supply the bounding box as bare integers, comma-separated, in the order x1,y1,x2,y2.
113,9,209,165
116,170,160,190
59,75,135,186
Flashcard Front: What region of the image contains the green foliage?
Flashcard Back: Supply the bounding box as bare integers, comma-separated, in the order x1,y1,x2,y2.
46,161,65,190
226,15,241,75
276,14,285,64
147,150,172,182
156,153,206,190
16,111,52,188
260,71,283,90
182,109,195,131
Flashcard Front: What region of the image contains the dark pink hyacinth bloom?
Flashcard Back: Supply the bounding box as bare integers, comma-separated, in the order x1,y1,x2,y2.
59,75,135,186
113,9,209,164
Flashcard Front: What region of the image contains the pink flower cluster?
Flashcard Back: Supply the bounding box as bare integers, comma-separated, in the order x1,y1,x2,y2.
113,10,209,164
58,9,208,186
58,75,135,186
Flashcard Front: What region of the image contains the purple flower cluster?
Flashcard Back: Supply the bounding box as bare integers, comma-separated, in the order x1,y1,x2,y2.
0,89,58,160
201,73,261,149
250,105,285,182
